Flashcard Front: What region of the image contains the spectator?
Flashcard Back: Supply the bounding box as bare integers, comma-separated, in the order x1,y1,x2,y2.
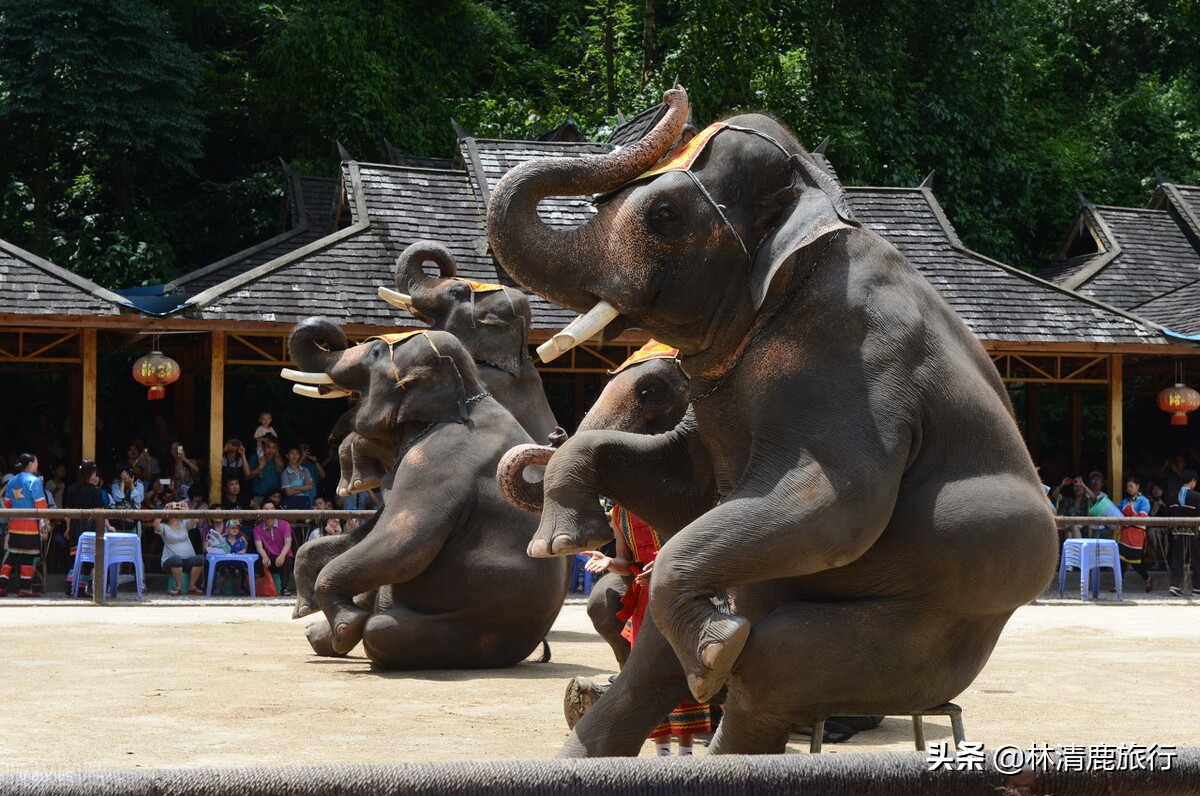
338,487,378,511
309,516,341,544
297,441,327,506
253,411,276,459
169,441,200,497
61,460,116,597
1159,454,1189,500
152,500,205,596
1167,469,1200,597
280,447,314,509
45,461,67,509
0,453,48,597
306,496,331,540
110,464,145,532
221,438,251,493
1053,477,1091,541
215,519,250,594
126,440,161,483
1081,471,1116,539
248,433,283,501
253,500,294,596
219,477,245,510
144,414,175,475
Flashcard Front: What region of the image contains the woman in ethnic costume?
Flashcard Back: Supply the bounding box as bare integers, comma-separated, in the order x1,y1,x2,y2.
584,505,713,756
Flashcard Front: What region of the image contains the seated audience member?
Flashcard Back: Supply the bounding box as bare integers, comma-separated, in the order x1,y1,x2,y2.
153,501,205,596
220,477,245,510
215,519,250,594
338,488,378,511
127,441,161,483
305,496,331,540
280,446,314,509
309,516,342,544
110,464,145,533
62,460,116,596
248,433,283,501
254,501,294,595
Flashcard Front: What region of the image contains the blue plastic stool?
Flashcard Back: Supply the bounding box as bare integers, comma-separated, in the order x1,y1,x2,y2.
205,553,258,597
571,553,597,595
70,532,146,600
1058,538,1122,601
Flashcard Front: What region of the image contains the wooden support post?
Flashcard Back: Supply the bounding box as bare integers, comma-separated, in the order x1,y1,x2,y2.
209,331,226,504
1110,354,1124,495
1070,388,1083,474
81,329,97,461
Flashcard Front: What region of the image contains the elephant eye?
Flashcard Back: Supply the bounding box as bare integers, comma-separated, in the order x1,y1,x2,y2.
648,201,679,235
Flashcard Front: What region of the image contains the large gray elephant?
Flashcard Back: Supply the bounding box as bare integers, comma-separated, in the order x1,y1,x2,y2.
388,240,559,444
284,319,568,668
486,87,1058,754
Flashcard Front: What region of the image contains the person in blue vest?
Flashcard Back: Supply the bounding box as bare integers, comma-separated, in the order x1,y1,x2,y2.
1,453,48,596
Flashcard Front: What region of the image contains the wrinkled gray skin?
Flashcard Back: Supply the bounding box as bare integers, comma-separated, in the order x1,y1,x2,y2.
397,240,560,445
501,355,694,668
487,87,1058,754
288,319,568,668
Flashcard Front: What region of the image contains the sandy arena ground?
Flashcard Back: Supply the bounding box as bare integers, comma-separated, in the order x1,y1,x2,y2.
1,591,1198,772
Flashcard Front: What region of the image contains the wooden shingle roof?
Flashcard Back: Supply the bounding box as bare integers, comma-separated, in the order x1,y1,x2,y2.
0,238,130,317
183,162,574,329
167,169,339,297
609,105,668,147
846,187,1165,345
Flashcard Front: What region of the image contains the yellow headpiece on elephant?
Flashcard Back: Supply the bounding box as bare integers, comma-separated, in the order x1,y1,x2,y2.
453,277,505,294
634,123,727,181
608,339,680,375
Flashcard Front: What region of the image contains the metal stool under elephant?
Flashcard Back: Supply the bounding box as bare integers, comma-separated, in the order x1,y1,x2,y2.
283,321,568,668
486,86,1058,754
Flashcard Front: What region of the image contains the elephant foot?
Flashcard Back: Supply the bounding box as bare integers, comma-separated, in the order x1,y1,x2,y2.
305,619,351,657
293,598,318,619
564,676,609,730
331,606,370,654
686,613,751,703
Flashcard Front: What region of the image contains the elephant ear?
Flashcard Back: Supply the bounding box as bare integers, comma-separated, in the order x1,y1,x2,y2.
749,154,858,310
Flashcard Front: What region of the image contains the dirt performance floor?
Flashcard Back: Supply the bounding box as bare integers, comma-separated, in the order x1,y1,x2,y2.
1,595,1197,772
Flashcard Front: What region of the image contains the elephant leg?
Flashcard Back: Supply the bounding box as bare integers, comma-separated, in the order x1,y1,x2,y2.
708,598,1005,755
315,502,457,655
586,572,631,668
292,526,369,618
562,610,693,757
304,617,351,658
360,605,528,669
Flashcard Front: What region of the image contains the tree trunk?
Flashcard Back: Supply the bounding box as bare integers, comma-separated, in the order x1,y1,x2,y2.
604,0,616,114
642,0,655,86
34,123,49,255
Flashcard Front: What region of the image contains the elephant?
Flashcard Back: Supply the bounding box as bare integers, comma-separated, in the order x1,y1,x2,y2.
283,318,569,668
384,240,560,445
486,86,1058,754
499,341,695,669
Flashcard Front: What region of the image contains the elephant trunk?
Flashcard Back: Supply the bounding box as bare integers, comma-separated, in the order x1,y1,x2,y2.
288,316,350,376
396,240,458,320
487,88,689,314
496,444,555,514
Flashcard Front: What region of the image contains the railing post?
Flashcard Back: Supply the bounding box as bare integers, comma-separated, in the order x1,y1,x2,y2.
93,516,106,606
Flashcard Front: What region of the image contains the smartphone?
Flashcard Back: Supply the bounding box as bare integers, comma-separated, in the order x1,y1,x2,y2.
159,478,171,486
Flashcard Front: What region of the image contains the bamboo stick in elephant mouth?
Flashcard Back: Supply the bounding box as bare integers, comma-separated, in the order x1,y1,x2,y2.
536,300,621,363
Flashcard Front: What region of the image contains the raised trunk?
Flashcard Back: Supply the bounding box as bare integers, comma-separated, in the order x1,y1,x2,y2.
396,241,458,319
496,444,554,513
486,88,689,313
288,316,349,374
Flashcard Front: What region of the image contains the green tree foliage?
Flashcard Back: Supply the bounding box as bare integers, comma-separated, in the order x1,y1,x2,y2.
0,0,1198,285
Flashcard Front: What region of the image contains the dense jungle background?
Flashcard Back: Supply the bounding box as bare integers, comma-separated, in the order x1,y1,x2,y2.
0,0,1197,288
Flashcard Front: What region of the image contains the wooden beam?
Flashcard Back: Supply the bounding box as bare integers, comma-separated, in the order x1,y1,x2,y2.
81,329,97,461
209,331,226,504
1109,353,1124,498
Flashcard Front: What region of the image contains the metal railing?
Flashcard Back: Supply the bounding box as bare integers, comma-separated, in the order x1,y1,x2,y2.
0,508,377,605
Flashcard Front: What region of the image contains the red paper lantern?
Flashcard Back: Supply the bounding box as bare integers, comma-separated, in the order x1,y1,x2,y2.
1157,382,1200,426
132,350,181,400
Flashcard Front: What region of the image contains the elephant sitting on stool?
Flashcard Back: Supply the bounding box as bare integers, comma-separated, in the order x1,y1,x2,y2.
487,87,1057,754
284,320,568,668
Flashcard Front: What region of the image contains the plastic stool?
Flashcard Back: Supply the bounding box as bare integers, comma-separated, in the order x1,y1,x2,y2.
809,702,965,753
571,554,597,595
1058,538,1122,601
205,553,257,597
166,573,191,593
70,532,145,600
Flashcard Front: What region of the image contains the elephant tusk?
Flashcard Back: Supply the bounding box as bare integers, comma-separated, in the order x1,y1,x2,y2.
536,300,620,363
281,368,334,385
377,286,413,309
292,384,351,399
